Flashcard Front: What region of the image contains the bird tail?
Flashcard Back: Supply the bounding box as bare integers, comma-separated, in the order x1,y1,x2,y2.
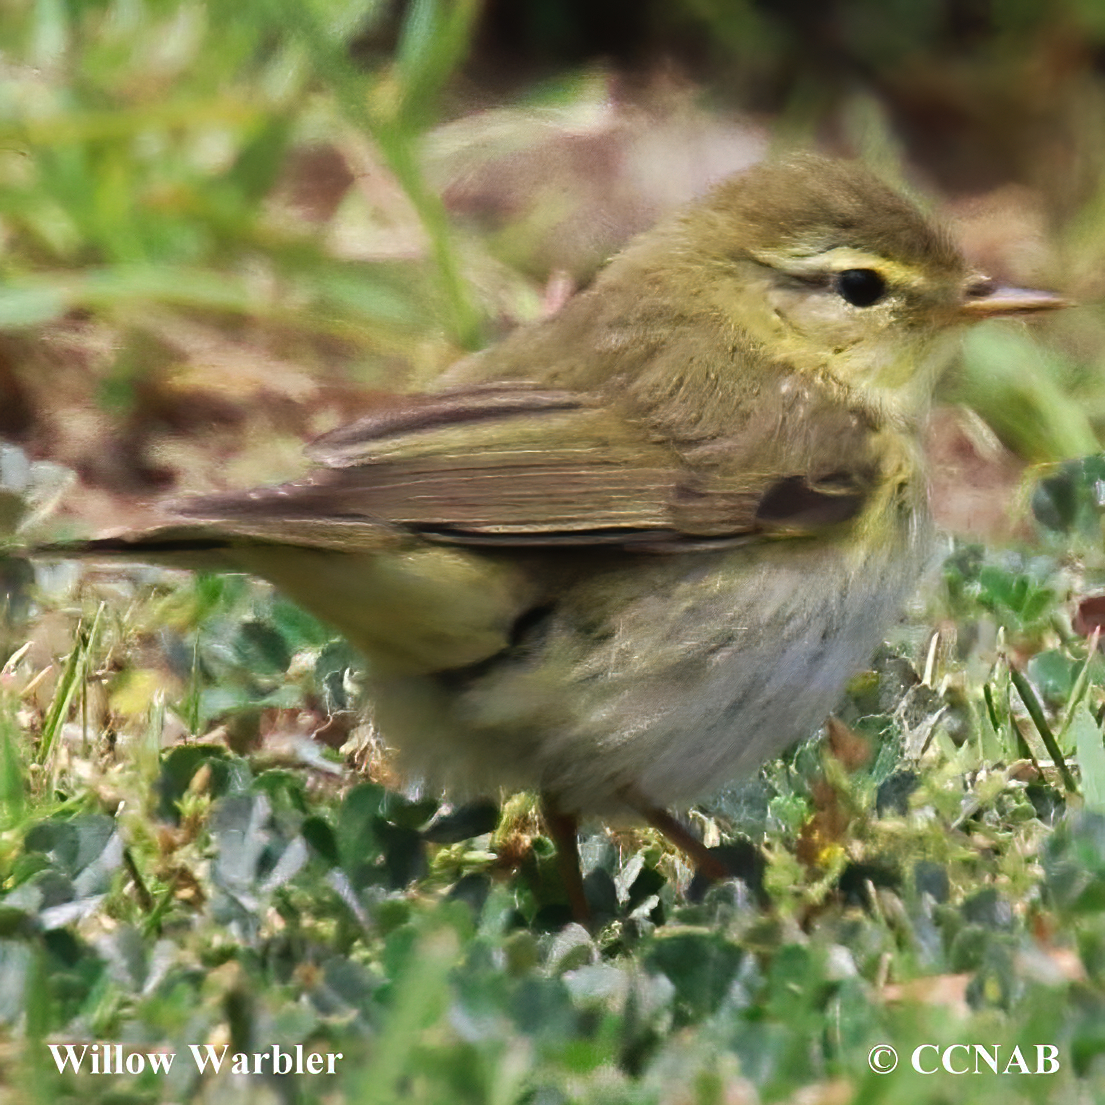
30,507,404,571
31,524,247,571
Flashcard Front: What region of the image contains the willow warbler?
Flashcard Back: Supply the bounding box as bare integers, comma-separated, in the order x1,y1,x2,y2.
40,155,1062,897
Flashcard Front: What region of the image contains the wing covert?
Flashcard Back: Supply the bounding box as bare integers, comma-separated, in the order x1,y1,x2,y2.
168,382,882,550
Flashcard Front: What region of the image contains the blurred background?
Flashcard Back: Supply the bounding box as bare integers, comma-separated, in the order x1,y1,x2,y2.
1,0,1104,538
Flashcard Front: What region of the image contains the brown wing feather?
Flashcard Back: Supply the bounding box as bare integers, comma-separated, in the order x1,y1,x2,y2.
159,381,881,550
306,385,594,466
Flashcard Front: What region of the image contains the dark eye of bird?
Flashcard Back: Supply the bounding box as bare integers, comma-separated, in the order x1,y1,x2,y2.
835,268,886,307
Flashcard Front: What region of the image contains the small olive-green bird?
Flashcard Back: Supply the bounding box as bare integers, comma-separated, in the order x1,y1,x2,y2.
42,155,1061,897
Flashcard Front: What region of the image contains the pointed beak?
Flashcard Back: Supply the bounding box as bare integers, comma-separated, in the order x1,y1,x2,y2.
959,277,1069,318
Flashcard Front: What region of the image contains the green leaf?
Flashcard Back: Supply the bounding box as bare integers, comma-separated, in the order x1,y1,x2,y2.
226,115,294,200
337,783,386,879
156,744,231,821
0,716,25,828
302,815,339,865
1073,703,1105,812
271,599,336,650
645,931,745,1025
1028,650,1078,706
233,618,292,675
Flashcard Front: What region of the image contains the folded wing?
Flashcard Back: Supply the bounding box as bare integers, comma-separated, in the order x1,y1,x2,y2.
134,381,876,554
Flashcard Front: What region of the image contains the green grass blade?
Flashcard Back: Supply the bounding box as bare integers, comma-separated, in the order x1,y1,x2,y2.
37,602,104,766
1009,665,1077,791
1072,703,1105,811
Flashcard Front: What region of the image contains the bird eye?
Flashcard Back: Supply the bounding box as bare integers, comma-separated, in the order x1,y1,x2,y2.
835,269,886,307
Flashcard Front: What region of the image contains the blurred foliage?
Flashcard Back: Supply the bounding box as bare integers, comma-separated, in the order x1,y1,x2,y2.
0,0,484,470
3,543,1105,1102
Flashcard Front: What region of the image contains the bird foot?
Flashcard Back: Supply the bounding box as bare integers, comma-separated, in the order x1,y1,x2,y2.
540,791,735,928
540,795,591,926
633,802,731,882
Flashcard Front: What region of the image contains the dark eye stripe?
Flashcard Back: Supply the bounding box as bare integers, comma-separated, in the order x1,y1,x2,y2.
835,269,886,307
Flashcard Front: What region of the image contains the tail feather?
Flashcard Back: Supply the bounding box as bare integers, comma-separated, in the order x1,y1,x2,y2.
31,514,402,570
33,525,244,571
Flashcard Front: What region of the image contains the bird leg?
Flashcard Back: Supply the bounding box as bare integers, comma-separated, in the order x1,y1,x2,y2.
540,794,591,925
632,802,731,882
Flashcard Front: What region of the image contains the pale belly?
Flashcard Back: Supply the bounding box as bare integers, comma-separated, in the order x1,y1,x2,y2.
373,511,930,816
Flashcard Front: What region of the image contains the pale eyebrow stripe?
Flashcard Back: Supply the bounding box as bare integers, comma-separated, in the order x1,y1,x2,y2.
750,248,932,290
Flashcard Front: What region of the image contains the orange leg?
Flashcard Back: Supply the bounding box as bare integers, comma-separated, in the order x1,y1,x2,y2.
540,795,591,925
635,804,730,882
